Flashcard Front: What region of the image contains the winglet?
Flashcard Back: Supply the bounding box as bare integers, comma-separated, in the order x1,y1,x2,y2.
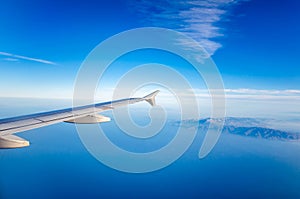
143,90,160,106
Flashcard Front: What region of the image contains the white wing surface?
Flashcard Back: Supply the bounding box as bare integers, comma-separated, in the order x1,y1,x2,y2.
0,90,159,148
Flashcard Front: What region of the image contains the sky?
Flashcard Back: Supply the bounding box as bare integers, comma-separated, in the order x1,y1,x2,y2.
2,2,300,198
0,0,299,101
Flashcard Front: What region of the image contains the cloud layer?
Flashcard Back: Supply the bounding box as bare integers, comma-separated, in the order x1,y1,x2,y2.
132,0,244,56
188,88,300,100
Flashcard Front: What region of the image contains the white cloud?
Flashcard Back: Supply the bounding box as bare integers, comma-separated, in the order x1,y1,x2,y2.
93,87,300,103
182,88,300,100
0,51,57,65
132,0,245,56
224,88,300,96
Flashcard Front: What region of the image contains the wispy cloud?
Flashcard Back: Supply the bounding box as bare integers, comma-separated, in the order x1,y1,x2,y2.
2,57,19,62
132,0,245,56
95,87,300,102
224,88,300,95
0,51,57,65
184,88,300,100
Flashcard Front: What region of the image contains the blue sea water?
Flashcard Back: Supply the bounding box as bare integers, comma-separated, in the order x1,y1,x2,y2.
0,98,300,199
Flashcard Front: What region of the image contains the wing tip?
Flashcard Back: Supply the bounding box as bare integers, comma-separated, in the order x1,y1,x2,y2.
143,90,160,106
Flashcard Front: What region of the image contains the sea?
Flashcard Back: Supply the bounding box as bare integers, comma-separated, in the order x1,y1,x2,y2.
0,98,300,199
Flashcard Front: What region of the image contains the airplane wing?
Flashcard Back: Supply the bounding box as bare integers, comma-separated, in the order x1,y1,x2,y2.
0,90,160,149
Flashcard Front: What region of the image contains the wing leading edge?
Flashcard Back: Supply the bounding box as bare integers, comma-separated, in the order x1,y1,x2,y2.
0,90,160,149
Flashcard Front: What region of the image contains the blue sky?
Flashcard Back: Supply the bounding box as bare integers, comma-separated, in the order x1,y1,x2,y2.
0,0,299,99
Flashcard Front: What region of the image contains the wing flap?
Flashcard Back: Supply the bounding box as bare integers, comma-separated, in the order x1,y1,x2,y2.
0,118,42,131
35,112,74,122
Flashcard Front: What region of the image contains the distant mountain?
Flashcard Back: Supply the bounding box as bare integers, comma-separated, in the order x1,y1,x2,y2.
175,117,300,141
